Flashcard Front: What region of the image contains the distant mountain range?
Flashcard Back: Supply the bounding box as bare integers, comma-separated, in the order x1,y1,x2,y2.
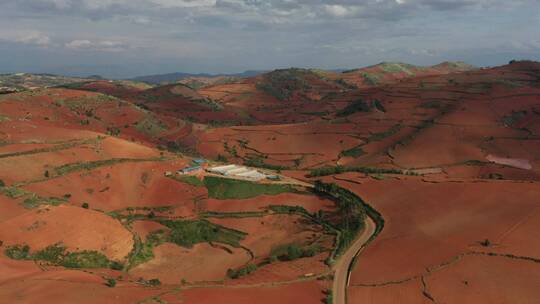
130,70,266,85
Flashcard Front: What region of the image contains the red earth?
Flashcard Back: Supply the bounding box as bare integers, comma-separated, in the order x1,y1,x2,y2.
1,60,540,303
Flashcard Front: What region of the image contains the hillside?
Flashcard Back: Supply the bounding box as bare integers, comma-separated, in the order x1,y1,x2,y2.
131,70,264,85
1,60,539,304
0,73,92,92
327,61,476,88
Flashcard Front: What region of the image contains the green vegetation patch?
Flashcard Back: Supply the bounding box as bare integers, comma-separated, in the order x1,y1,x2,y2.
244,156,289,171
379,62,416,75
361,73,380,86
4,244,116,269
22,195,66,209
309,165,408,177
0,137,99,160
367,124,403,142
159,219,247,248
255,68,314,101
170,175,205,187
340,146,365,158
199,211,267,219
54,157,161,176
203,176,293,199
313,181,385,260
128,231,167,269
270,243,322,262
0,186,32,199
337,99,384,117
226,264,258,279
135,116,167,137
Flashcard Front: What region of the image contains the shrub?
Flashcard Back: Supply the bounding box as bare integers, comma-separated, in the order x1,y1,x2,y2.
147,278,161,286
227,264,258,279
270,243,321,261
82,202,89,209
5,245,30,260
341,146,365,158
61,250,110,269
106,278,117,287
33,244,66,263
337,99,372,117
110,261,124,270
0,179,5,187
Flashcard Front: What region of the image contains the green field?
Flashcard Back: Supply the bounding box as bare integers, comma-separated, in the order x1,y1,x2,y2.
203,176,293,199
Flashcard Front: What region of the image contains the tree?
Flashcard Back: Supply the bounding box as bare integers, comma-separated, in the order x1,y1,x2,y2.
0,179,5,187
44,170,50,178
286,244,302,260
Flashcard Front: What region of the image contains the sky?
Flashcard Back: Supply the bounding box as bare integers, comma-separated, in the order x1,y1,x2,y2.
0,0,539,78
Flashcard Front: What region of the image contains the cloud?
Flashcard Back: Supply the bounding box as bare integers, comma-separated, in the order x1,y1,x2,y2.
0,0,538,77
324,5,353,17
65,39,128,51
0,31,52,47
15,32,51,46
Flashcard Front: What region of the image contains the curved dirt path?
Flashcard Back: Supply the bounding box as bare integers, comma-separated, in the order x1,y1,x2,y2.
333,217,376,304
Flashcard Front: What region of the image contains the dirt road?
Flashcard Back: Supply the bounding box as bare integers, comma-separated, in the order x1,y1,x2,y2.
332,217,376,304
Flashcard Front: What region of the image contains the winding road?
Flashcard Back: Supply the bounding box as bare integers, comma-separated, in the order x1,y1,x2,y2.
332,217,376,304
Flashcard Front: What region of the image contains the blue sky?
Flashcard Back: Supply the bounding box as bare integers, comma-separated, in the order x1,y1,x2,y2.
0,0,539,78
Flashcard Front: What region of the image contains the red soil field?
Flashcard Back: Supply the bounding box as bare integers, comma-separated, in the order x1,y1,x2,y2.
335,177,540,302
425,254,540,303
209,214,327,260
1,61,540,303
130,243,251,284
205,192,335,214
0,205,133,260
181,281,326,304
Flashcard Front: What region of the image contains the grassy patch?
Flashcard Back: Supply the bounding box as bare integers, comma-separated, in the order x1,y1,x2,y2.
54,157,161,176
203,176,293,199
159,219,246,248
135,116,167,137
61,251,110,268
22,195,66,208
0,186,32,199
255,68,313,101
340,146,365,158
367,124,403,142
0,138,99,160
4,244,31,260
4,244,115,269
170,175,205,187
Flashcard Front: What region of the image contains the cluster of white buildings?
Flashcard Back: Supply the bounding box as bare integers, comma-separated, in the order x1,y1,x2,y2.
206,164,268,181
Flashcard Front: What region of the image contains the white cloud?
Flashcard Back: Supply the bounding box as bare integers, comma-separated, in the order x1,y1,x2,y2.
151,0,216,8
65,39,127,51
15,32,51,46
324,5,350,17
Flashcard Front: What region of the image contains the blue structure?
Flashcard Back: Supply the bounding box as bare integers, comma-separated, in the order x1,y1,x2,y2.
180,166,202,174
192,159,207,165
